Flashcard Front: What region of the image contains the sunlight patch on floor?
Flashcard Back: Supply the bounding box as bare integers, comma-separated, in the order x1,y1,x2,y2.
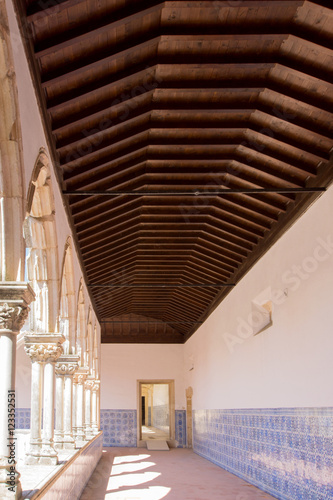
113,454,151,464
107,471,161,489
105,485,171,499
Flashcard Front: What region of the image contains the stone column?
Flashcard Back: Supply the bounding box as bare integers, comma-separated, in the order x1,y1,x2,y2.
91,380,100,435
74,368,89,448
72,378,77,440
24,344,44,464
54,369,64,449
0,283,34,499
84,378,94,440
42,339,63,464
55,355,79,449
24,333,64,465
97,385,100,432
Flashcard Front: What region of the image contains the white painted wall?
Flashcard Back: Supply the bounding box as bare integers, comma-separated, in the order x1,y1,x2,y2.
184,185,333,410
101,344,185,410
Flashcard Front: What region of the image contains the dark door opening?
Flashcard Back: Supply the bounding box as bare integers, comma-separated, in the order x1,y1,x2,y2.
141,396,146,425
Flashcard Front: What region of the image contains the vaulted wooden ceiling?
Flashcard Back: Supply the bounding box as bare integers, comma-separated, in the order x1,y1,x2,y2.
15,0,333,343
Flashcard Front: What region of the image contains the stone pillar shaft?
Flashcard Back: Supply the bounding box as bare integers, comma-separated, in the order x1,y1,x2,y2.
0,283,34,499
84,379,94,439
74,369,89,448
24,333,64,465
29,361,43,455
76,382,84,439
72,381,77,438
91,380,100,435
54,374,64,447
55,355,79,449
63,377,73,439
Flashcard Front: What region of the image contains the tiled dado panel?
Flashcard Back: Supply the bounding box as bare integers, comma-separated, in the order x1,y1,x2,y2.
101,410,137,447
15,408,31,429
175,410,186,448
101,409,187,447
15,408,56,429
193,408,333,500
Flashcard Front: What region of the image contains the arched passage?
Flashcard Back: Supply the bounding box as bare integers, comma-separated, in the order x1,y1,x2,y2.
24,151,59,334
0,2,35,494
86,308,93,372
0,0,25,282
76,280,86,366
59,237,76,354
93,325,99,380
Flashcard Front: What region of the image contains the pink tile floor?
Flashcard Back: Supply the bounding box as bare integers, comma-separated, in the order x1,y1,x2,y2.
80,447,277,500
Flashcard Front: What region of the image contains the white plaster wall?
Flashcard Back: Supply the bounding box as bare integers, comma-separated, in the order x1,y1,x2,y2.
101,344,185,410
184,185,333,410
153,384,169,407
16,344,32,408
4,0,101,402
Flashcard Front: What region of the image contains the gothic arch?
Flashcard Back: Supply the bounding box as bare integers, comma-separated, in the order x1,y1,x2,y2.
59,237,76,354
0,0,25,282
93,325,99,380
86,308,93,373
76,279,86,366
24,150,59,333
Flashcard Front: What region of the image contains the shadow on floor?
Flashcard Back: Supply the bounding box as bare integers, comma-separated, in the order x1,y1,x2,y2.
80,447,277,500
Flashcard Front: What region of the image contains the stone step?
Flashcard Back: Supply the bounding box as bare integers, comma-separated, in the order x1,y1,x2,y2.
146,440,170,451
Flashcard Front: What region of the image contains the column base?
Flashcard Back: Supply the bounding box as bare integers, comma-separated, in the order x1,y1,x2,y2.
40,442,58,465
39,455,58,466
25,441,43,464
84,428,94,440
54,433,64,450
0,458,22,500
25,453,41,465
91,425,99,435
75,439,86,449
75,428,87,448
62,435,75,449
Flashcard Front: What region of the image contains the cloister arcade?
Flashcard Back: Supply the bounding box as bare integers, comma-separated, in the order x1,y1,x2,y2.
0,2,101,495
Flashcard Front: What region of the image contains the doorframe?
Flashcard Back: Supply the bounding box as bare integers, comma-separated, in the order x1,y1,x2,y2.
137,379,175,447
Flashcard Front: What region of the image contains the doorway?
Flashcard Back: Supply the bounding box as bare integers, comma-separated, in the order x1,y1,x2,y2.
137,380,175,446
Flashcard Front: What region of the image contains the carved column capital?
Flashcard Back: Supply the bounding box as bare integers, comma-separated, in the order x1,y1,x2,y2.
25,343,62,363
24,332,65,363
55,363,77,376
84,379,94,390
74,373,87,385
0,282,35,332
73,366,89,385
92,380,100,393
55,354,80,376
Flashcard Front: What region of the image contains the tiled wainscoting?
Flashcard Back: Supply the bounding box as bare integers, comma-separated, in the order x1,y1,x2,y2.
193,407,333,500
15,408,31,429
101,409,187,447
175,410,186,448
100,410,137,447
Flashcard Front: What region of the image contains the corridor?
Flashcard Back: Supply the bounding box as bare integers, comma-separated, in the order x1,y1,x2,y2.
80,448,276,500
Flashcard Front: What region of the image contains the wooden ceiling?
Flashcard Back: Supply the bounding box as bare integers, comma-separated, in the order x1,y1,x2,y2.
15,0,333,343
